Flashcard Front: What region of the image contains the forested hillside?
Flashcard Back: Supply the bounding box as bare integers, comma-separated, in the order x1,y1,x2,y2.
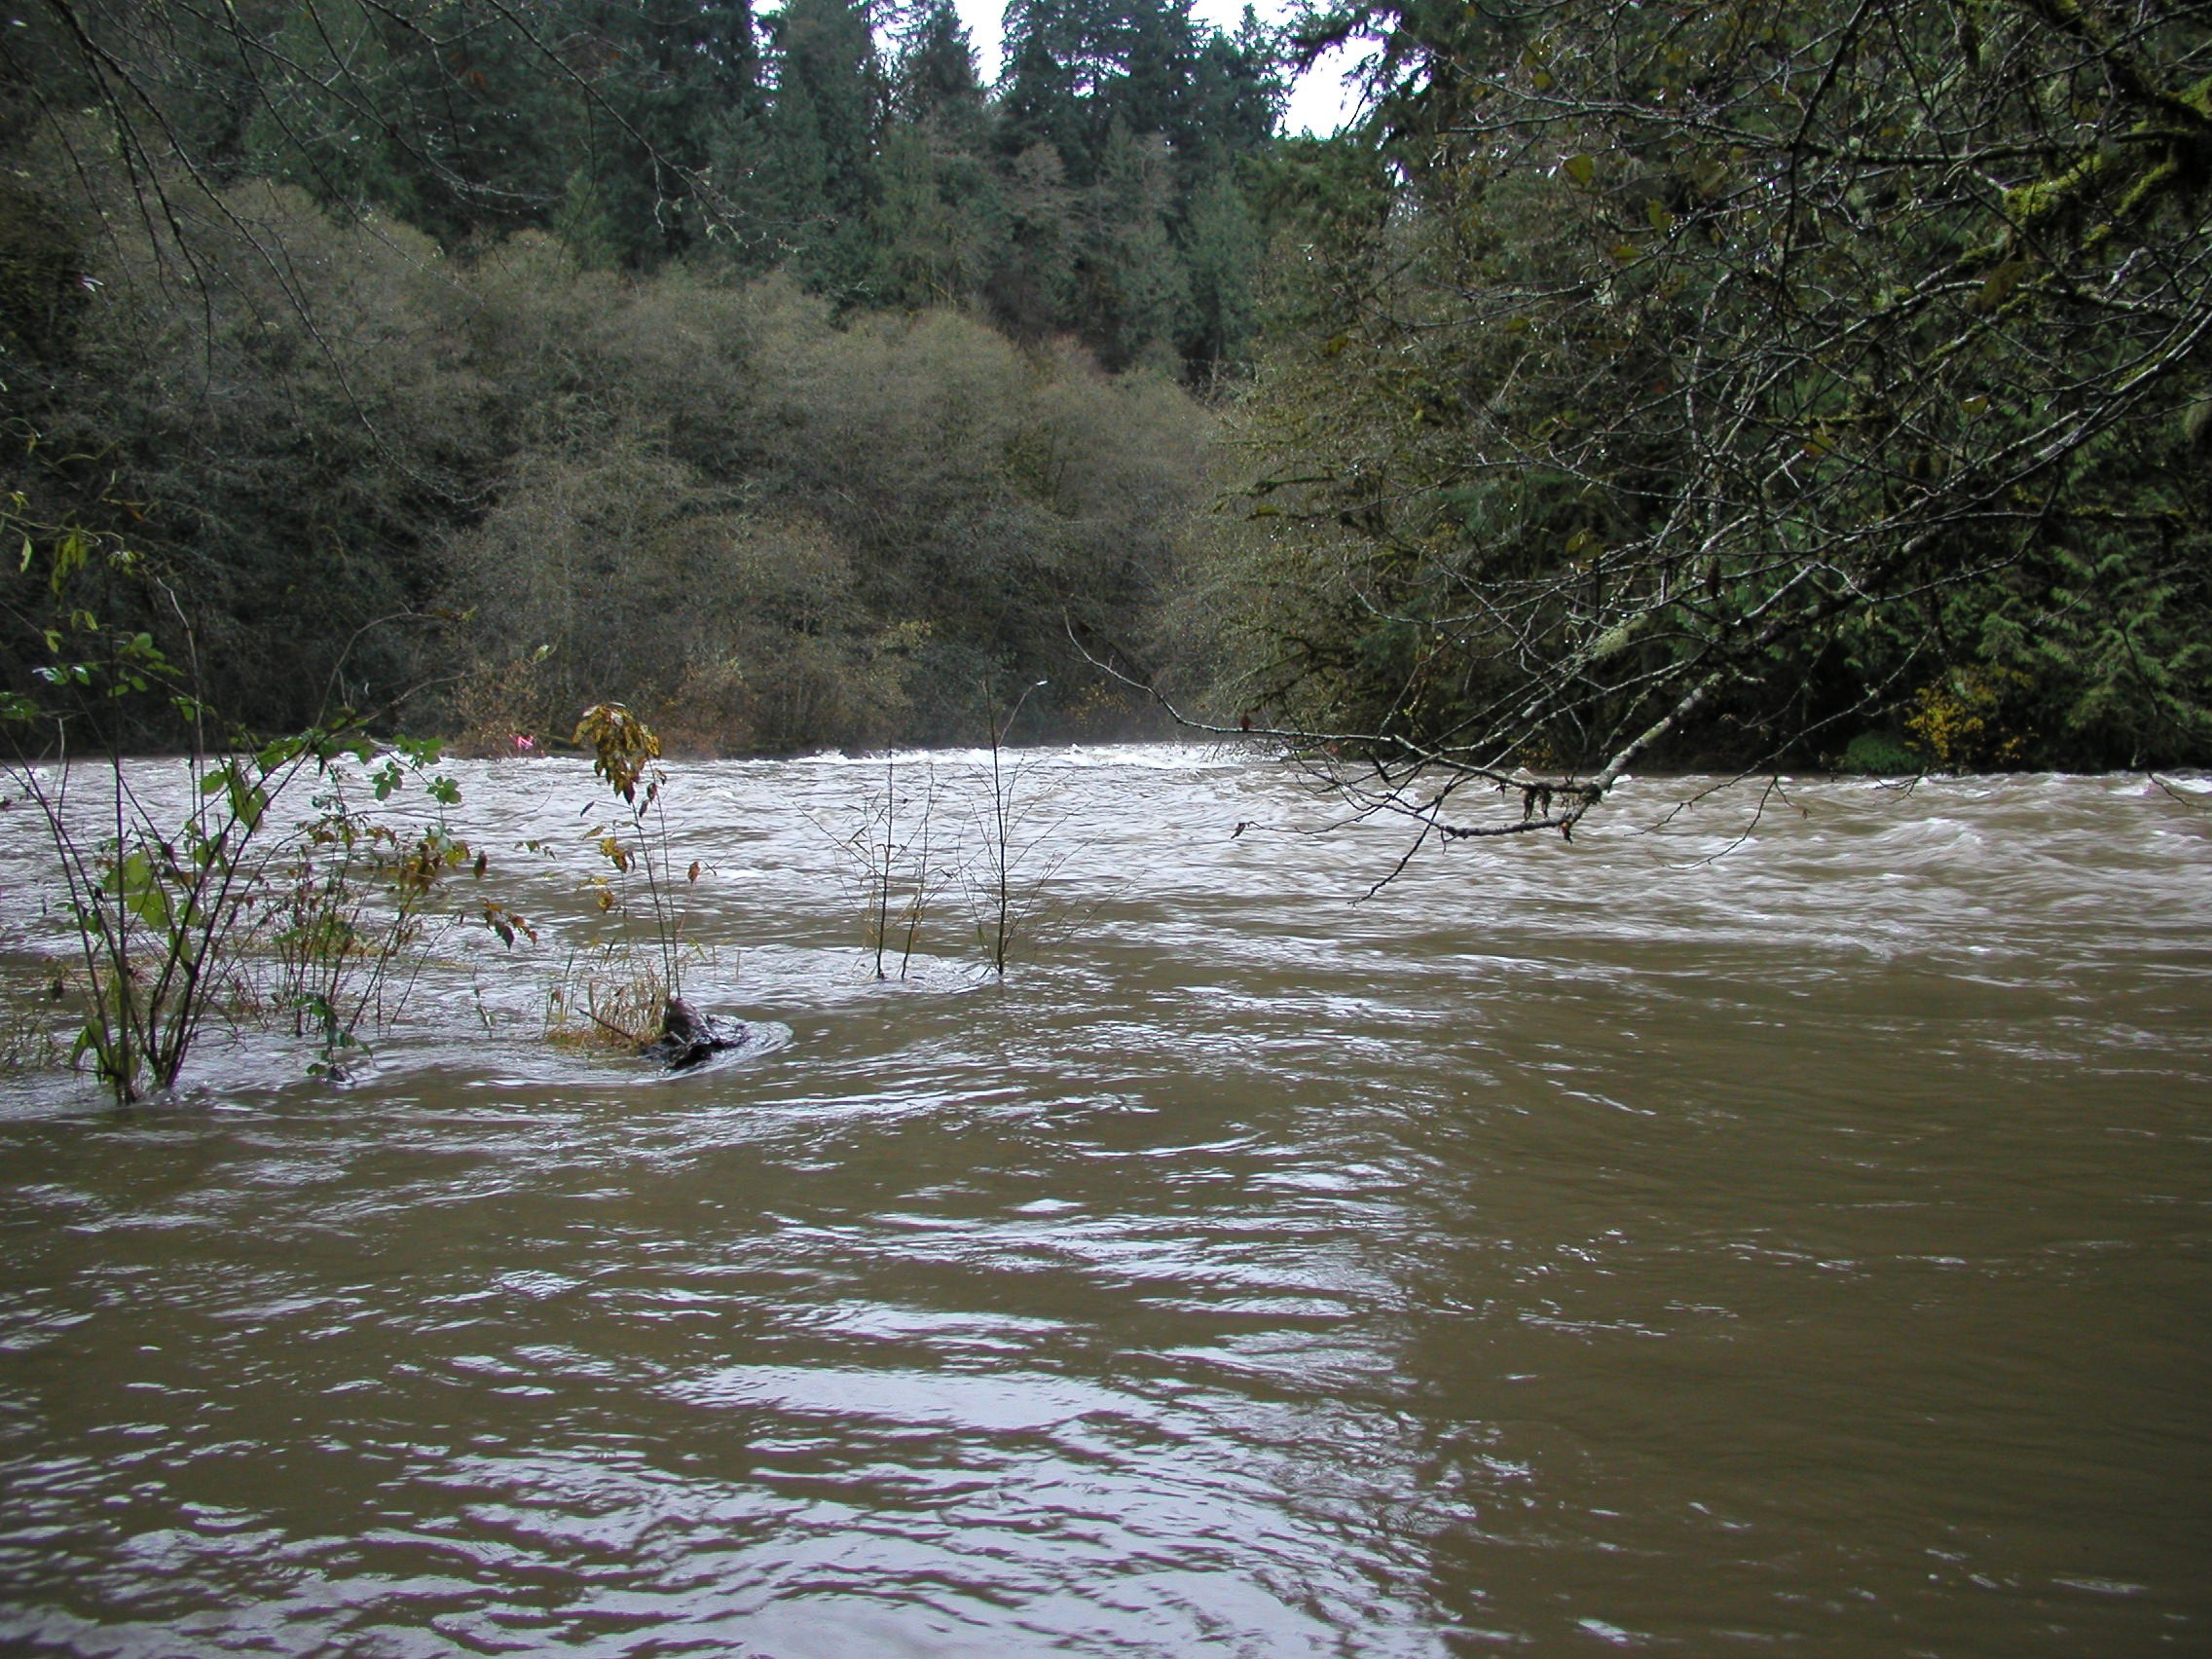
1190,0,2212,824
1,0,1272,749
5,0,2208,783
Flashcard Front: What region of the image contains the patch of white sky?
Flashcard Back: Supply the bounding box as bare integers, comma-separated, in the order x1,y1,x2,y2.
943,0,1372,137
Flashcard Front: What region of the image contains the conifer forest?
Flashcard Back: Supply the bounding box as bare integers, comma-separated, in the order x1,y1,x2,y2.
3,0,2208,786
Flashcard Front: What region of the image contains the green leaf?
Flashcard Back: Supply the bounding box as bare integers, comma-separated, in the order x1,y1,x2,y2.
113,849,173,931
1564,154,1596,187
227,771,268,833
257,735,304,772
51,531,87,593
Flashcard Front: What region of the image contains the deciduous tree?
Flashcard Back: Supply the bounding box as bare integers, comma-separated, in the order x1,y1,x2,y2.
1201,0,2211,853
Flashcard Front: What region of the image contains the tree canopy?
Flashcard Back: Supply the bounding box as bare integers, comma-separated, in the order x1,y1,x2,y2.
1191,0,2211,841
6,0,2208,808
0,0,1284,364
0,0,1280,751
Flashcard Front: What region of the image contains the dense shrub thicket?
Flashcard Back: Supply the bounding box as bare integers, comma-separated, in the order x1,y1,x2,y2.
0,169,1214,750
6,0,2207,786
0,0,1261,752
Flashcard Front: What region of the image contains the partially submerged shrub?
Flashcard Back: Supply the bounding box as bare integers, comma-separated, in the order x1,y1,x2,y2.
544,951,669,1051
1837,731,1922,777
571,702,705,1030
1906,668,2031,771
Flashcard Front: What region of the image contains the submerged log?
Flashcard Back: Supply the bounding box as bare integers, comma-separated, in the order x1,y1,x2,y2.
639,996,742,1071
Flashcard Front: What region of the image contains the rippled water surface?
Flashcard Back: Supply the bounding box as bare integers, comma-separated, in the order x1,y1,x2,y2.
2,750,2208,1656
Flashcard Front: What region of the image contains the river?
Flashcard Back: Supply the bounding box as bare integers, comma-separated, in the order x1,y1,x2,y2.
1,749,2207,1656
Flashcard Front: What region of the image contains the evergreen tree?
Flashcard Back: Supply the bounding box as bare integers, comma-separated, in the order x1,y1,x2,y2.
1112,0,1199,142
775,0,882,213
997,0,1104,180
1079,121,1187,370
1183,10,1280,174
892,0,986,130
743,0,882,290
870,2,1002,309
363,0,584,244
982,143,1079,339
1177,166,1259,371
567,0,762,265
988,0,1276,369
869,121,1005,309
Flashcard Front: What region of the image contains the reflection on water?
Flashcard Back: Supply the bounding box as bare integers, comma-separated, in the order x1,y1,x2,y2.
2,752,2208,1655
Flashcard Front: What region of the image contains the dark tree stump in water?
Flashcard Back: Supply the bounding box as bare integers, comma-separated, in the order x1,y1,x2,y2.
639,997,742,1071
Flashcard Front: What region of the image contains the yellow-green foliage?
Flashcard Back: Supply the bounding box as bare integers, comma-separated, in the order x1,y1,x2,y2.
1906,668,2029,770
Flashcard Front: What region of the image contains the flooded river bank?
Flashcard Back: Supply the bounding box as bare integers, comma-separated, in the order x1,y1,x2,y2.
2,751,2208,1655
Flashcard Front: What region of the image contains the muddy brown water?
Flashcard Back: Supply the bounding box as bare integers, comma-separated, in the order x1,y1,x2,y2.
1,750,2207,1657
